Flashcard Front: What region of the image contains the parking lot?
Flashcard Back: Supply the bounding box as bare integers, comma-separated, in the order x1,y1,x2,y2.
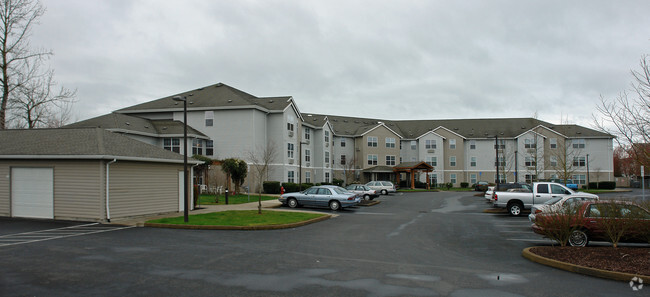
0,191,644,297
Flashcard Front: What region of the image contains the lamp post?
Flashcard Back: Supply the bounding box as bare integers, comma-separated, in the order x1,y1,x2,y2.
586,154,590,190
494,135,500,184
298,141,308,191
514,150,518,183
173,95,189,222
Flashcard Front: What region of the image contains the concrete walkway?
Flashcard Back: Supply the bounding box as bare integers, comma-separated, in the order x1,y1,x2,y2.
109,199,288,227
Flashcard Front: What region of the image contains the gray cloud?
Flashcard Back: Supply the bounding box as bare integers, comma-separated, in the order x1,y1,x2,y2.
32,0,650,126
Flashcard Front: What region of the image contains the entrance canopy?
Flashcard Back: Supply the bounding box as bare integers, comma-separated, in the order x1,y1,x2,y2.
393,162,434,189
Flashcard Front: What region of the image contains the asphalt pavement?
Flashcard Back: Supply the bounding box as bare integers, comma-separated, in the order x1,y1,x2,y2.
0,191,646,297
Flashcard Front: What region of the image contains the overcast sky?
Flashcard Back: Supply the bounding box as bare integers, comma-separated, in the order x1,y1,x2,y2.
31,0,650,127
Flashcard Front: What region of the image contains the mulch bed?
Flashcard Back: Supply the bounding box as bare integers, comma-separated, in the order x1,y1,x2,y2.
529,246,650,276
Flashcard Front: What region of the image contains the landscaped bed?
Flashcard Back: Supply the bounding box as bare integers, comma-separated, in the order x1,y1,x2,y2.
146,210,326,227
529,246,650,276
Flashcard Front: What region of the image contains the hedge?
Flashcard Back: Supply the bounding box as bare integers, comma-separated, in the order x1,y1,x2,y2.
597,181,616,190
263,181,281,194
460,182,469,188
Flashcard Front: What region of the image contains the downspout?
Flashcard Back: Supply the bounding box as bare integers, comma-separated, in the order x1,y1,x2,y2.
106,159,117,222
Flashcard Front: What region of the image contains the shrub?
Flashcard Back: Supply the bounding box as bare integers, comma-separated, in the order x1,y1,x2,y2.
534,203,581,246
399,180,408,188
445,182,453,190
263,181,281,194
282,182,300,193
597,181,616,190
598,201,637,247
300,183,314,190
332,178,344,187
460,182,469,188
588,182,598,189
414,181,427,188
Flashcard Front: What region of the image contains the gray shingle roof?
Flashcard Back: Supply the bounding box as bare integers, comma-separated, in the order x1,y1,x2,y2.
116,83,292,113
65,113,207,137
304,113,612,139
0,128,200,164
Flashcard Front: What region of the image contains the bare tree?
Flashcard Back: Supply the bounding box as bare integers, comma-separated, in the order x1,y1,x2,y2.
549,136,581,183
247,142,277,214
594,54,650,168
0,0,75,129
9,65,76,128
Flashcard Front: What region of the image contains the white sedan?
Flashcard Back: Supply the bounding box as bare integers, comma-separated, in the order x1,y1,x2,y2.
528,194,599,223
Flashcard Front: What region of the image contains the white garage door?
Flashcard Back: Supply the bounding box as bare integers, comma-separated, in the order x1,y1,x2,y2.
11,168,54,219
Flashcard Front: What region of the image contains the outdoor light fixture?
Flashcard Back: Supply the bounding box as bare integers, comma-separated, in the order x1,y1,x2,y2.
173,95,189,222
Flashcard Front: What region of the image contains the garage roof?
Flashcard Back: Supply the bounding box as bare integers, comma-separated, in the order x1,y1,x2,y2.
0,128,202,164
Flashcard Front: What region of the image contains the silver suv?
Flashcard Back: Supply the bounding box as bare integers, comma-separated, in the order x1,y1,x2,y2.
365,181,396,195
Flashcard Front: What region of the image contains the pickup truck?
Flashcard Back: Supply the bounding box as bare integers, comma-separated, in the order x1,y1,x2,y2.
492,182,598,216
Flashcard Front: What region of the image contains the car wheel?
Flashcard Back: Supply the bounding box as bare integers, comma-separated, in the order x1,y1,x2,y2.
363,194,370,201
508,202,523,216
287,198,298,208
381,189,388,195
569,229,589,247
329,200,341,211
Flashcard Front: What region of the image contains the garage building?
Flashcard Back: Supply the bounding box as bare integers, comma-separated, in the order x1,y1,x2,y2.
0,128,200,222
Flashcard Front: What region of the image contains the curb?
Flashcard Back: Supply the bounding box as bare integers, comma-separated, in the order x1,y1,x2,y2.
483,208,506,213
522,247,650,282
144,212,333,230
359,200,381,207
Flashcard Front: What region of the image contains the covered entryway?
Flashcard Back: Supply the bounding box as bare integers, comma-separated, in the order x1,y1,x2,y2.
393,162,434,189
11,168,54,219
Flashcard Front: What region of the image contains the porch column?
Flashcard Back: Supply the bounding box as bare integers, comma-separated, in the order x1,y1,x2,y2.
410,169,415,189
426,171,430,189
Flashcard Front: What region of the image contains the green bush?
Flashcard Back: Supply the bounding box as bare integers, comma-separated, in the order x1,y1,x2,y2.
460,182,469,188
414,181,427,188
598,181,616,190
332,178,344,186
588,182,598,189
263,181,281,194
282,182,300,193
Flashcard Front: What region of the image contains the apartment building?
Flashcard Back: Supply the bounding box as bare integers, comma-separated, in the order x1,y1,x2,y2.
68,83,614,188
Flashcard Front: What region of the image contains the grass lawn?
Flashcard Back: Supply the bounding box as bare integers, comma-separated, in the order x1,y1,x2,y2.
146,210,325,226
581,189,621,194
198,194,277,205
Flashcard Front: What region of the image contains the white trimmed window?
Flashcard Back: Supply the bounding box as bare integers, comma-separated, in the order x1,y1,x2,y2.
525,157,536,167
205,111,214,126
450,156,456,167
426,156,437,166
573,156,586,167
163,138,180,153
368,136,378,147
325,152,330,164
411,141,417,150
450,174,457,184
425,139,436,149
305,171,311,183
572,139,585,149
340,155,346,165
367,154,378,165
470,156,477,167
206,140,214,156
340,138,346,147
550,138,557,149
287,143,294,159
449,139,456,149
469,140,476,150
288,171,295,183
192,139,203,155
304,128,311,141
470,174,477,184
524,138,536,149
324,130,330,143
386,155,396,166
305,149,311,162
550,156,557,167
386,137,396,148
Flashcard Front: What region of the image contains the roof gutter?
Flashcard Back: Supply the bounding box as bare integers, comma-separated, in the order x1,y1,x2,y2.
106,159,117,222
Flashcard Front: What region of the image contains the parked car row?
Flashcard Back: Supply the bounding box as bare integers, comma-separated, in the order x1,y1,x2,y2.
481,183,650,247
278,181,396,211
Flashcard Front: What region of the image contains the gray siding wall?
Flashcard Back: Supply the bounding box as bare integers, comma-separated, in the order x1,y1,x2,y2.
107,161,181,218
0,160,103,220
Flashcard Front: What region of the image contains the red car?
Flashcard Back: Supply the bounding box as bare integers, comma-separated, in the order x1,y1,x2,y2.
532,200,650,247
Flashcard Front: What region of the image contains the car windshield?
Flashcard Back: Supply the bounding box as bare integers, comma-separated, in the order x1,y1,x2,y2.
544,197,563,205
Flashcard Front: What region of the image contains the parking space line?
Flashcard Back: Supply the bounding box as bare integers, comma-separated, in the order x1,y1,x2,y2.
0,223,134,247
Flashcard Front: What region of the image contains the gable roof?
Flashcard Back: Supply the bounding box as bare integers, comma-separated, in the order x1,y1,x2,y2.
65,113,207,138
301,113,612,139
0,128,201,164
116,83,293,113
